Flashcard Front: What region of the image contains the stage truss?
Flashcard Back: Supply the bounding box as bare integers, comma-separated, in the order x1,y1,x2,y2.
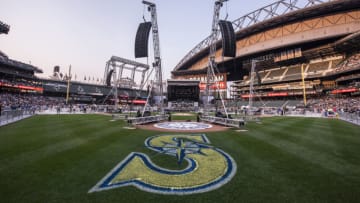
141,0,165,116
204,0,229,117
103,56,149,110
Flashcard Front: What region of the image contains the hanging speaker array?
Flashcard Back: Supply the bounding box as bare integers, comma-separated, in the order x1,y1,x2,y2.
218,20,236,57
255,70,262,85
0,21,10,34
134,22,152,58
106,69,114,86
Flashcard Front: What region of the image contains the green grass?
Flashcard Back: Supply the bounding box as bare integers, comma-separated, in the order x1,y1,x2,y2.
0,115,359,202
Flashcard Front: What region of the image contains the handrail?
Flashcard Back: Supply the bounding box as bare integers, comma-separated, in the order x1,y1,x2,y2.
127,115,169,125
200,115,245,128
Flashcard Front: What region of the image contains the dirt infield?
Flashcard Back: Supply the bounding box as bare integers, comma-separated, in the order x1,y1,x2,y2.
135,121,230,132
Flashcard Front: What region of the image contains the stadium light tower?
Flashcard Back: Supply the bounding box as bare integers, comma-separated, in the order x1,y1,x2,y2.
66,65,72,105
248,60,257,113
142,1,164,115
205,0,229,117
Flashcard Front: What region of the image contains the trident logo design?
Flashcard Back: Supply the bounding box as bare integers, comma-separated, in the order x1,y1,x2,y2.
89,134,236,195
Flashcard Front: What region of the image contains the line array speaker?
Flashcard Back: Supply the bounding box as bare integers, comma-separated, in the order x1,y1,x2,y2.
134,22,152,58
53,66,60,73
255,70,262,86
106,69,114,86
0,21,10,34
218,20,236,57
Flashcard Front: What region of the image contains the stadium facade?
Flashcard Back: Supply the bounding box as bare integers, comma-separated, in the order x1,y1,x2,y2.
1,19,148,106
0,63,147,104
171,0,360,101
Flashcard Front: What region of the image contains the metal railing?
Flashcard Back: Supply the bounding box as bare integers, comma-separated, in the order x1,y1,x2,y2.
0,109,35,126
281,110,360,126
200,115,245,128
338,112,360,126
127,115,169,125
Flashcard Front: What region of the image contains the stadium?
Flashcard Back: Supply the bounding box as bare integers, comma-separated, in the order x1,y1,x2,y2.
1,0,360,202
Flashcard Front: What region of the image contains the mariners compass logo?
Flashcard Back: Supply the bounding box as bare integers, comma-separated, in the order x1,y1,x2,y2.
89,134,237,195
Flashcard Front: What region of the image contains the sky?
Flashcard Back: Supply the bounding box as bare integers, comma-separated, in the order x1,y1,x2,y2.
0,0,283,82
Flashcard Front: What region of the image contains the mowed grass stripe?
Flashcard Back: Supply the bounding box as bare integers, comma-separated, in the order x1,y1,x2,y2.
0,124,126,172
263,117,360,158
242,117,360,177
0,115,133,169
0,115,151,202
2,128,134,202
0,115,108,153
227,135,336,202
254,117,353,153
203,122,359,202
0,115,359,203
0,117,86,153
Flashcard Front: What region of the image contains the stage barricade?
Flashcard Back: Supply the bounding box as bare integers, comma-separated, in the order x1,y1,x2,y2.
111,114,126,120
127,115,168,125
0,109,35,126
200,115,245,128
